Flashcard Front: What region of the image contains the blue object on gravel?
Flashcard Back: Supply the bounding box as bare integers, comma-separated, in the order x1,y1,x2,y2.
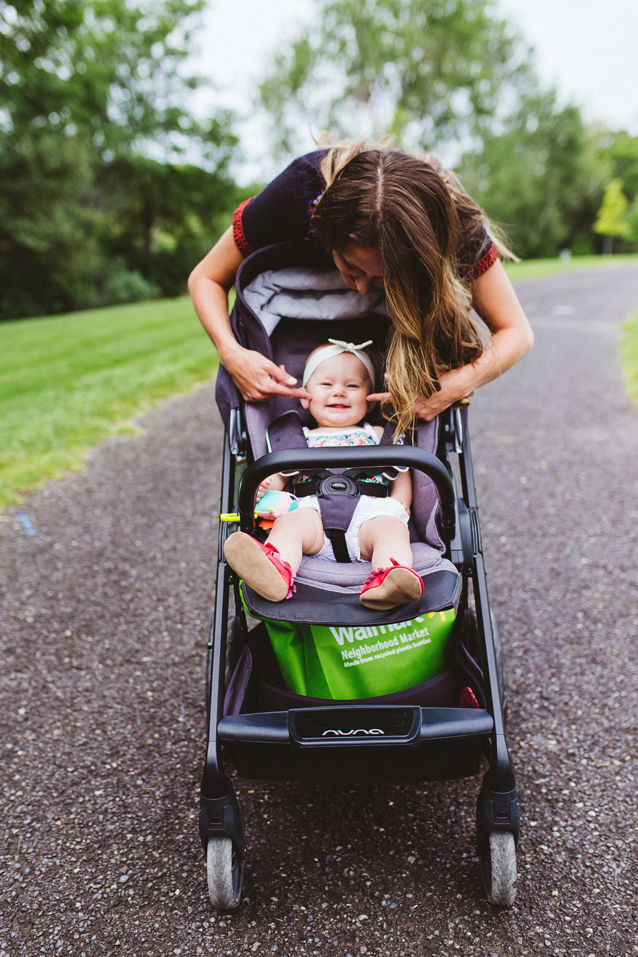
17,511,37,537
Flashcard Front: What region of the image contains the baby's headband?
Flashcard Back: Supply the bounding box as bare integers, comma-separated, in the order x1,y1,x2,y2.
302,338,375,388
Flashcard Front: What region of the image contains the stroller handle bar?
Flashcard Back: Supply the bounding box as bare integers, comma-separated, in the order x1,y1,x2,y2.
238,447,456,539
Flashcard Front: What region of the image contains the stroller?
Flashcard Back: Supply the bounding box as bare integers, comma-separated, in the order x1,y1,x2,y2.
199,241,520,910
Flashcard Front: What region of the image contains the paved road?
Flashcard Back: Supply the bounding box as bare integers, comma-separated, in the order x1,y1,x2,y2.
2,265,638,957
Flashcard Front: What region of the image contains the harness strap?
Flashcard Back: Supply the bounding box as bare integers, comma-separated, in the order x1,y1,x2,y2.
324,529,351,564
266,409,308,452
294,477,390,498
380,420,397,446
316,492,360,564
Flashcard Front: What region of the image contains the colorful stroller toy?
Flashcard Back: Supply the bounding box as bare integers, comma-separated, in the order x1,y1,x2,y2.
199,242,520,909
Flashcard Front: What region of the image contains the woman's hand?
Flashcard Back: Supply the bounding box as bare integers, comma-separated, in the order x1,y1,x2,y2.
189,228,310,404
369,374,471,421
224,347,311,404
412,367,474,421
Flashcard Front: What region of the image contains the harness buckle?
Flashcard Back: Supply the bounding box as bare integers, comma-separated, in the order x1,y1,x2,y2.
317,474,359,498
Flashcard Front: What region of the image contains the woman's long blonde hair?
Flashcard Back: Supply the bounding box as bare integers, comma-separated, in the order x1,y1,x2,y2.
310,142,513,437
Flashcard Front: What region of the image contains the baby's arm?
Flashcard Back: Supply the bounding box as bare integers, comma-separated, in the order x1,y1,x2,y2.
256,472,288,501
390,469,412,513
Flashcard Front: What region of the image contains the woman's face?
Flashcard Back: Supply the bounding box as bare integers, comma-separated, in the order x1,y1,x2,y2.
333,242,384,295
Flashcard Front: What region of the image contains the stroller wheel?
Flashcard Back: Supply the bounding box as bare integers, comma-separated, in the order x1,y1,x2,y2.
207,836,244,910
480,831,517,906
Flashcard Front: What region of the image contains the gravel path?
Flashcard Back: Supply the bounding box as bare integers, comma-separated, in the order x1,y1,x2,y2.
2,265,638,957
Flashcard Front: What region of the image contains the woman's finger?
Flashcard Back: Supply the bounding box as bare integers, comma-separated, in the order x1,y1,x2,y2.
264,382,311,399
267,361,298,387
414,395,446,422
241,382,311,402
228,348,313,402
366,391,391,402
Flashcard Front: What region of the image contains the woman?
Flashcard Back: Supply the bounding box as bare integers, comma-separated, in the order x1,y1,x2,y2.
188,143,533,431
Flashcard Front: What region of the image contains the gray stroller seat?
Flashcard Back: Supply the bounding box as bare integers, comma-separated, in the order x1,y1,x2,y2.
234,263,461,627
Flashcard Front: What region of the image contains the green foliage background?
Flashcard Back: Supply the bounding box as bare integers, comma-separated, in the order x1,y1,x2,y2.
3,0,638,321
0,0,240,319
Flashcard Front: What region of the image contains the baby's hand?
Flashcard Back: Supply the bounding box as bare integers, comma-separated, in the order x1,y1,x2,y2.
256,477,272,503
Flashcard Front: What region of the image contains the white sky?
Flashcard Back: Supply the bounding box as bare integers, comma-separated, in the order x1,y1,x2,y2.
193,0,638,183
498,0,638,129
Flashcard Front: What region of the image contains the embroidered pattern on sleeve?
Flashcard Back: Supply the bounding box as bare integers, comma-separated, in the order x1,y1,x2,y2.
307,189,324,236
232,198,254,255
470,241,498,279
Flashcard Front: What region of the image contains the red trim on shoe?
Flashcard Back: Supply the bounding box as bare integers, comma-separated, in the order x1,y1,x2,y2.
255,540,297,599
360,557,424,605
232,198,254,256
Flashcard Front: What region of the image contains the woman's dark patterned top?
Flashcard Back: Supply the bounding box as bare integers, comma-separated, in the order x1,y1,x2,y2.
233,150,498,281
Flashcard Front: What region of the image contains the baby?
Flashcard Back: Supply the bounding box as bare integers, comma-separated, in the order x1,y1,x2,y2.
224,339,423,610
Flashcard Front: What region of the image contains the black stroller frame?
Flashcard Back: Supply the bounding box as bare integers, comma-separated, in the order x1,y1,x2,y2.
199,244,520,910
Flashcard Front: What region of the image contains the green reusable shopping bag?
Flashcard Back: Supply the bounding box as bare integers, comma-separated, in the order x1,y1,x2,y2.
262,611,456,700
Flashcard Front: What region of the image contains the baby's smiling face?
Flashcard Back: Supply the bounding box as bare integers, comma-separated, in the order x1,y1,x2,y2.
300,351,374,429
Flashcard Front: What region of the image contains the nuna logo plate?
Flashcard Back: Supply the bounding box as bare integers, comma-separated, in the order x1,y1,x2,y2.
321,728,385,736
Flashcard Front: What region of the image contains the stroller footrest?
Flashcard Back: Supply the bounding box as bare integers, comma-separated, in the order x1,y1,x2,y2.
419,707,492,740
219,711,289,743
218,706,492,746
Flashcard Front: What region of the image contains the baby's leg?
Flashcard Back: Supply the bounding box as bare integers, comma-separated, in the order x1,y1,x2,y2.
358,515,414,569
224,509,324,603
267,508,324,570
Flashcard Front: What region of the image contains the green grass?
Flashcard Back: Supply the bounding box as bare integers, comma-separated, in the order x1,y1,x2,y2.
0,296,218,510
621,308,638,405
504,253,638,283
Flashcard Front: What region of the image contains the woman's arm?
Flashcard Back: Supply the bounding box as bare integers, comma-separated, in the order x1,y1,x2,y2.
413,261,534,420
188,227,310,403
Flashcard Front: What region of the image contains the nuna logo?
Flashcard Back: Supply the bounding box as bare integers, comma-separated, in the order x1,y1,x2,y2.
321,728,385,736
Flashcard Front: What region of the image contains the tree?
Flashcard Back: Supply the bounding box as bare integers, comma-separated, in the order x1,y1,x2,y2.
594,179,629,254
0,1,238,318
457,93,608,258
96,152,238,299
258,0,533,157
0,0,223,161
594,130,638,252
626,201,638,250
597,130,638,202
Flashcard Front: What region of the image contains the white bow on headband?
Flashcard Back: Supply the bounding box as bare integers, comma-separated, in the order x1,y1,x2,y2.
302,338,376,388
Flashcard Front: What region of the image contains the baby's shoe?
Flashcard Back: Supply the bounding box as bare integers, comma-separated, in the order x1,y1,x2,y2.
360,558,423,610
224,532,296,602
